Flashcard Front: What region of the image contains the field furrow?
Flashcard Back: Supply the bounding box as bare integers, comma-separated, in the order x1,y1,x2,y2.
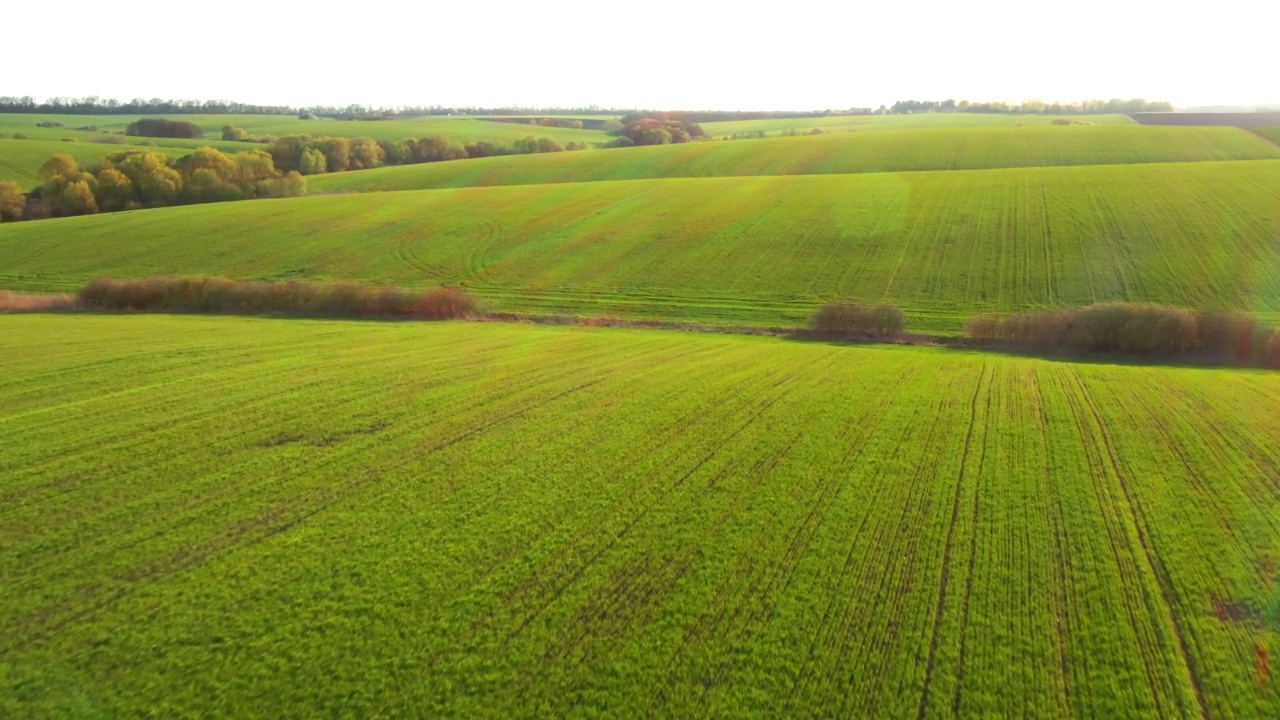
4,316,1279,717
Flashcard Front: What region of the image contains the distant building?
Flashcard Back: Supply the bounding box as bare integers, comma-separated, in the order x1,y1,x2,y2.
847,108,874,115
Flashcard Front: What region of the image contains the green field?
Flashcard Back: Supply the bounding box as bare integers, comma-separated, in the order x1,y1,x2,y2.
3,314,1277,718
1253,127,1280,145
308,125,1280,193
0,113,614,146
701,112,1135,136
5,161,1278,332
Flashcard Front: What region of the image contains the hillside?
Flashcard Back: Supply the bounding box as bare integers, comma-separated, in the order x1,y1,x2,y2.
308,125,1280,193
5,315,1279,718
4,161,1279,332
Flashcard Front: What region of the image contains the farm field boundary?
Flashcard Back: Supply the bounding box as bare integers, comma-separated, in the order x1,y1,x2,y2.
307,125,1280,193
4,161,1280,333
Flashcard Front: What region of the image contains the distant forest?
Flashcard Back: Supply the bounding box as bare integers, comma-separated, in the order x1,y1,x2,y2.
889,98,1174,114
0,97,633,118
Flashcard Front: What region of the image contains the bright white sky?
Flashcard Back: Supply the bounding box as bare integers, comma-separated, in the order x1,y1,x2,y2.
8,0,1276,110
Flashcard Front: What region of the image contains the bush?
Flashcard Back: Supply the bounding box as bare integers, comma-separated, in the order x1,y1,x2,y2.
12,133,26,139
0,181,26,221
126,118,204,139
810,301,906,339
966,302,1277,365
76,277,479,320
222,125,249,141
92,135,125,144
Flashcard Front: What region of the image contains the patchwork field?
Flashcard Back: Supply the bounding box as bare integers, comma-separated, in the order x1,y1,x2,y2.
5,161,1278,332
2,315,1277,718
308,125,1280,193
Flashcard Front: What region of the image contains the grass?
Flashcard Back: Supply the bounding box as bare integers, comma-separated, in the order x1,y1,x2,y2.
302,124,1280,193
308,125,1280,194
4,161,1279,333
2,314,1277,718
1253,127,1280,146
700,111,1136,136
0,113,615,146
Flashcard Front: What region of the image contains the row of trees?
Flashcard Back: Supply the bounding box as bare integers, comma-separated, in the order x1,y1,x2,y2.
0,148,305,222
262,134,580,176
0,96,630,118
889,98,1174,114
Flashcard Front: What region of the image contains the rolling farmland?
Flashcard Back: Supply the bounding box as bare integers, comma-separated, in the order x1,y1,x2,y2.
1253,127,1280,146
2,315,1278,718
5,161,1279,332
308,125,1280,193
0,113,614,146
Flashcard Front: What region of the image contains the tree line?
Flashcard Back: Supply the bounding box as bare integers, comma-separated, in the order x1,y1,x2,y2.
253,133,583,175
0,148,306,222
889,98,1174,114
0,96,634,118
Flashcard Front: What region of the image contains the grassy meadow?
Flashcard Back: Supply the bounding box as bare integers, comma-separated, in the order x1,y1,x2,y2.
4,161,1278,332
308,125,1280,193
3,314,1278,718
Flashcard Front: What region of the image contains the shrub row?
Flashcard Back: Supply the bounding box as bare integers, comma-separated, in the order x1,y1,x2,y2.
967,302,1280,367
809,301,907,339
77,277,478,320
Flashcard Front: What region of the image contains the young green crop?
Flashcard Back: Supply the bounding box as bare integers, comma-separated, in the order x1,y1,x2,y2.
307,125,1280,193
3,161,1279,332
2,315,1277,717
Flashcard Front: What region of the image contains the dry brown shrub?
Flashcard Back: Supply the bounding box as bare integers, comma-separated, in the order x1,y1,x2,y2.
76,277,478,320
810,301,907,339
0,290,75,312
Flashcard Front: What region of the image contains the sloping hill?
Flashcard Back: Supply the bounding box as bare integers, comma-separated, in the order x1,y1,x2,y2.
308,125,1280,193
4,161,1278,331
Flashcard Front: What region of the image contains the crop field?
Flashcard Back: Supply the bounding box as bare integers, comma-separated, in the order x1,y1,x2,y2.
1253,127,1280,146
0,113,614,146
701,112,1135,136
4,161,1279,332
2,314,1278,718
308,125,1280,193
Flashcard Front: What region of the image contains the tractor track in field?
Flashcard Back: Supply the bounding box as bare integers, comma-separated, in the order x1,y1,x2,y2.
780,366,926,712
1068,369,1212,720
827,387,956,716
1056,367,1173,708
951,365,995,715
483,362,812,660
1032,367,1076,708
816,382,958,716
916,362,988,720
